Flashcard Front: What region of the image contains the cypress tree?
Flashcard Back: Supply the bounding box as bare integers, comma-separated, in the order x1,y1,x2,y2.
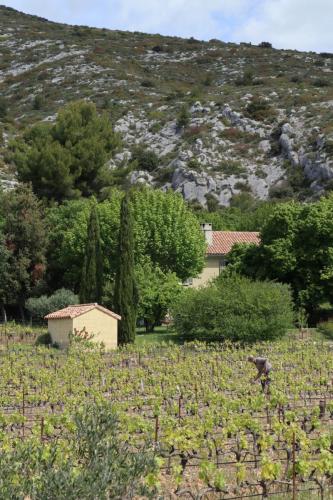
79,203,103,304
114,193,137,344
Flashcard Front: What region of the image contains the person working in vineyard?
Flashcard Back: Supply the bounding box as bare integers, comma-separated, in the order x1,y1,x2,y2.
248,356,272,394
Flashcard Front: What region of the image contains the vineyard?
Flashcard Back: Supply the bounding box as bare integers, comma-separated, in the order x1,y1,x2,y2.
0,334,333,499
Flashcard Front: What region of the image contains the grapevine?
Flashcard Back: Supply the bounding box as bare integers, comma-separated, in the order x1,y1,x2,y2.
0,335,332,498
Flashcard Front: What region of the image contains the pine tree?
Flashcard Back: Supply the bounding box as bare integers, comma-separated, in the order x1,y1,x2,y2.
114,193,137,344
79,203,103,304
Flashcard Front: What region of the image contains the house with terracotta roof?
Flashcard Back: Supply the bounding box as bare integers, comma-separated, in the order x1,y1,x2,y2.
187,223,260,288
45,303,121,349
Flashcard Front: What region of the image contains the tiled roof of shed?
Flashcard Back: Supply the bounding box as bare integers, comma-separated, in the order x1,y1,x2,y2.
45,303,121,321
207,231,260,255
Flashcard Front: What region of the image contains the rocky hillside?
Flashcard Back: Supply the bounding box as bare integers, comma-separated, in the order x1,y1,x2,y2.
1,5,333,206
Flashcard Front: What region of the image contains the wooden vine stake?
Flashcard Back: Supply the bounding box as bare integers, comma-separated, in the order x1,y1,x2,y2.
178,395,182,422
155,415,159,443
40,416,44,442
22,386,25,438
266,406,271,429
292,431,297,500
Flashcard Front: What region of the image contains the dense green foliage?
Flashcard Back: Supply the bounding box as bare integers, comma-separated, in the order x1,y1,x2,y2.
227,195,333,320
173,275,294,342
0,401,157,499
26,289,78,321
0,185,207,318
131,145,160,172
10,101,120,201
195,198,279,231
45,188,204,297
45,194,122,292
114,194,137,344
0,185,47,318
136,260,182,332
132,188,206,280
1,8,333,496
79,203,103,303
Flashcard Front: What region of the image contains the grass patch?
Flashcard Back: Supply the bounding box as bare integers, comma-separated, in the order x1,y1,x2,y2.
317,321,333,340
135,325,183,345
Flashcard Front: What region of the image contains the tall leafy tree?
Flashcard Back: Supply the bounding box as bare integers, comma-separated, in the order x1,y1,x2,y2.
114,193,137,344
136,259,182,332
131,188,206,280
45,192,122,292
46,188,205,292
1,185,47,319
10,101,120,201
79,202,103,303
227,195,333,322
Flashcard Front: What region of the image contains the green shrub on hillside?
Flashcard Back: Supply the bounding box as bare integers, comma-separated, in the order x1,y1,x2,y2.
0,96,8,119
141,79,156,88
235,67,255,86
172,275,293,342
213,159,246,176
131,145,159,172
313,78,330,87
245,97,276,122
176,105,190,129
32,94,45,110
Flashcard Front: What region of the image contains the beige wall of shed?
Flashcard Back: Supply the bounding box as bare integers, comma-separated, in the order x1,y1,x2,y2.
73,308,118,350
48,309,118,350
191,256,221,288
48,318,73,348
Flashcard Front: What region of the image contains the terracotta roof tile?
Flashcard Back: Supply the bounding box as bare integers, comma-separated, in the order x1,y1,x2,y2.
207,231,260,255
45,303,121,321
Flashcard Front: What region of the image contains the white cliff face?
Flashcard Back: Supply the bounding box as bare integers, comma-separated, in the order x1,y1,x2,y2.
112,101,332,207
279,121,333,187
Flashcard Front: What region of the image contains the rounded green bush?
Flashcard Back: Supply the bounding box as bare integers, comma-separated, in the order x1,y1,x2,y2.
172,275,294,343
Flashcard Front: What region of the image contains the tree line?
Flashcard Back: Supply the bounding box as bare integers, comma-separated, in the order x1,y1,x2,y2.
0,184,205,340
226,195,333,324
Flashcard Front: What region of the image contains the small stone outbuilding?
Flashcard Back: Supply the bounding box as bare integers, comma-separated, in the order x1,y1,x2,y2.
45,303,120,349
